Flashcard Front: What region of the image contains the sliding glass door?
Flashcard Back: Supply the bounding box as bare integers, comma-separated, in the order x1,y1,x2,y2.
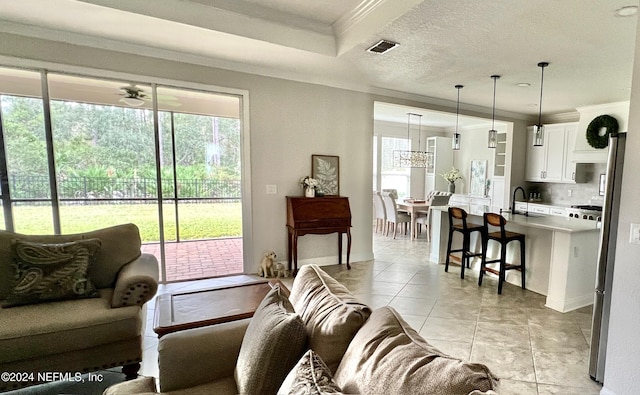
0,67,244,282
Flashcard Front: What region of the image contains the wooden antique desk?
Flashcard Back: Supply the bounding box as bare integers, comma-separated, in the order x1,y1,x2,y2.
286,196,352,274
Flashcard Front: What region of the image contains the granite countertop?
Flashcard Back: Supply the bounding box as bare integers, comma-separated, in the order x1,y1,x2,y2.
431,204,601,233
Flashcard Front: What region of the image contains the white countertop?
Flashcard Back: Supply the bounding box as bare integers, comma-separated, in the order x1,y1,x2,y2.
431,204,601,233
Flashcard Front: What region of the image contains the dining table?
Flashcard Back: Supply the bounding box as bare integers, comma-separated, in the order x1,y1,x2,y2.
396,200,431,240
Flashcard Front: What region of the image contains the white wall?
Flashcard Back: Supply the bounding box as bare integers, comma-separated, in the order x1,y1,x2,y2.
601,20,640,395
451,126,497,195
0,32,533,275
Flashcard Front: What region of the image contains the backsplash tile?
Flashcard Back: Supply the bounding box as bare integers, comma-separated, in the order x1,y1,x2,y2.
526,163,607,206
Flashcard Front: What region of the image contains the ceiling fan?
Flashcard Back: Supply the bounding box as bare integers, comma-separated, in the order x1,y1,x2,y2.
118,84,181,107
119,84,148,107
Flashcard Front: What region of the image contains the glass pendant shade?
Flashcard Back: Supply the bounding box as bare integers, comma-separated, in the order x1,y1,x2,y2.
453,84,463,151
488,75,500,148
534,124,544,146
452,133,461,150
534,62,549,147
488,129,498,148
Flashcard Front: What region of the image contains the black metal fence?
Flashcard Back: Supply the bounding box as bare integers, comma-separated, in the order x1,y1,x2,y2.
9,175,241,202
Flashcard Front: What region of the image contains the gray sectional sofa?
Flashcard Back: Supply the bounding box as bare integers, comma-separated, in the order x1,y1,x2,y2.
104,264,498,395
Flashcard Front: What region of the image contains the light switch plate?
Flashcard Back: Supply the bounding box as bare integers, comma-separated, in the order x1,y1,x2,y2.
266,185,277,194
630,223,640,244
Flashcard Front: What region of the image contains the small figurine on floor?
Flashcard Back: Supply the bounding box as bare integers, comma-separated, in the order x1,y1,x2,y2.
258,250,277,278
274,262,290,278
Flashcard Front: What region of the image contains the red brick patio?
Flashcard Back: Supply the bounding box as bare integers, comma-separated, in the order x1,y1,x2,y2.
141,237,244,282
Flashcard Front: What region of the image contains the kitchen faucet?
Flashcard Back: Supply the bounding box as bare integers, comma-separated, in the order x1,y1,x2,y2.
511,186,527,215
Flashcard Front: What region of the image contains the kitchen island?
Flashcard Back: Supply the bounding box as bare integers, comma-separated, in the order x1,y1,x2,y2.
430,204,601,312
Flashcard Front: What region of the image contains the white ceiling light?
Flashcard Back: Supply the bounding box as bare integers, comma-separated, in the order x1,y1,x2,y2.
119,97,145,107
616,6,638,17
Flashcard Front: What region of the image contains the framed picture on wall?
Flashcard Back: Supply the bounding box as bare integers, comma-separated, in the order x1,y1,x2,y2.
469,160,488,197
312,154,339,195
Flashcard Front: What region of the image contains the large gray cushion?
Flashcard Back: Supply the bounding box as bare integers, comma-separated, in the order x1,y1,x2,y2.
0,289,142,364
0,224,142,299
289,264,371,373
235,285,307,395
334,306,499,394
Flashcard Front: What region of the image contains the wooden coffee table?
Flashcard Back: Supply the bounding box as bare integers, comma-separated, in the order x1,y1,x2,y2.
153,279,287,337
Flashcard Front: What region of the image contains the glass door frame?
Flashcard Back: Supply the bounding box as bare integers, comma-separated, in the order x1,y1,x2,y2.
0,62,253,282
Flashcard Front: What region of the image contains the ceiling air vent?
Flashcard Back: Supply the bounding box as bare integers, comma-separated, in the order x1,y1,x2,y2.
366,39,399,54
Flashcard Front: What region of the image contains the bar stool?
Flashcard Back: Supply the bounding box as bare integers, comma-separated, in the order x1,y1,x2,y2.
479,212,526,294
445,207,485,279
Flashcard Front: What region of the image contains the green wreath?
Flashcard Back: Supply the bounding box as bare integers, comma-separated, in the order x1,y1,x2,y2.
586,115,618,149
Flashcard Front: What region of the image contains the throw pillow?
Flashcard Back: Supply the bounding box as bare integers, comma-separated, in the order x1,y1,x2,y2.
334,306,500,394
278,349,344,395
3,238,102,307
289,264,372,373
235,285,307,395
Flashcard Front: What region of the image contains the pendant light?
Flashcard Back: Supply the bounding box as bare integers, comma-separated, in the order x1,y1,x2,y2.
488,75,500,148
452,85,463,150
533,62,549,147
393,113,429,168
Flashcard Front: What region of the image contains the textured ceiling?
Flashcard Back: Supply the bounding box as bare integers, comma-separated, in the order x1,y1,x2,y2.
0,0,637,127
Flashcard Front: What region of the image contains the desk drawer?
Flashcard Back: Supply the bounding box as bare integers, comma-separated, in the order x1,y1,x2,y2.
295,219,351,229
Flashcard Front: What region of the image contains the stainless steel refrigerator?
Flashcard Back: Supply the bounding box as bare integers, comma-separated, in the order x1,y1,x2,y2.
589,132,626,382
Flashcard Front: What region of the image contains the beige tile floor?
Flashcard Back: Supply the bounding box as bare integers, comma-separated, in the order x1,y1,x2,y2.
140,229,602,395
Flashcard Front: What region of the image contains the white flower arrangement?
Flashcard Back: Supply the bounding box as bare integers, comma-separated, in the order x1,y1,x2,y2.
440,167,462,183
300,176,319,189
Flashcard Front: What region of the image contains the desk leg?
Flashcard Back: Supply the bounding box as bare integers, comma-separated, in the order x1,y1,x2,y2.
346,230,351,270
338,233,343,265
287,230,293,272
292,234,299,275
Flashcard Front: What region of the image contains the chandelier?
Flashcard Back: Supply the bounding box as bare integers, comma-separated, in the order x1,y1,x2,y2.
394,113,431,168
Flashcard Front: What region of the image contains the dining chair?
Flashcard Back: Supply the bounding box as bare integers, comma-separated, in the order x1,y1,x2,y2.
415,194,451,242
381,192,411,239
373,192,387,234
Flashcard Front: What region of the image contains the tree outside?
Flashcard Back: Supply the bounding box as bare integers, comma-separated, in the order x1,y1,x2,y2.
0,94,242,240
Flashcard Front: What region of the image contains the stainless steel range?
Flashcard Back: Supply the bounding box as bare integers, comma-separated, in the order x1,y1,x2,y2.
567,204,603,221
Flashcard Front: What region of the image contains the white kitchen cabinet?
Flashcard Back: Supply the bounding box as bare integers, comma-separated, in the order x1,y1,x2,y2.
490,177,505,210
526,123,582,183
528,204,551,215
562,124,578,183
514,201,567,217
469,196,491,206
425,136,453,194
493,133,507,177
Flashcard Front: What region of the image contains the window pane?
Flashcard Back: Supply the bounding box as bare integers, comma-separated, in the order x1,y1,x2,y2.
0,67,53,233
380,137,410,198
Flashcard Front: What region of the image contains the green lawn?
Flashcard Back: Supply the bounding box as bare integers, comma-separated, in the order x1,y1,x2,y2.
2,202,242,242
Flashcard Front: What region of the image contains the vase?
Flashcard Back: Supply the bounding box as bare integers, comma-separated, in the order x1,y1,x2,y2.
447,182,455,193
305,187,315,198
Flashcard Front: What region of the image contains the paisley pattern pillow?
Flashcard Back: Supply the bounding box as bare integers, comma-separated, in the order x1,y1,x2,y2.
3,238,102,307
278,349,344,395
